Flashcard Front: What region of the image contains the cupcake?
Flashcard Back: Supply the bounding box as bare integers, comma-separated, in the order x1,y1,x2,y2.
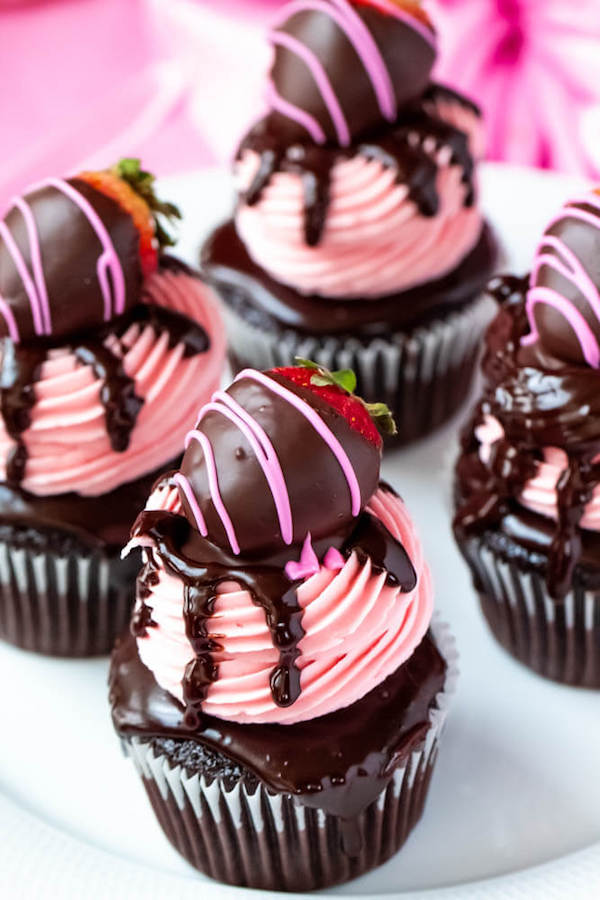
110,362,457,891
454,188,600,687
0,159,226,656
202,0,497,445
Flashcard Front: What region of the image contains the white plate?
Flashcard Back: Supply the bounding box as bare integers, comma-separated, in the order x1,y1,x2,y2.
2,164,600,900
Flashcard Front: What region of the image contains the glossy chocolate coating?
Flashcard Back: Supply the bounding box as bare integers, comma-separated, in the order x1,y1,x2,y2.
530,203,600,365
178,372,381,555
270,1,436,145
0,178,141,342
454,275,600,599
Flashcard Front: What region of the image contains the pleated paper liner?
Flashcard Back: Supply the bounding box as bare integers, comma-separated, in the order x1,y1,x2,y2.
122,618,458,892
0,525,139,657
459,532,600,687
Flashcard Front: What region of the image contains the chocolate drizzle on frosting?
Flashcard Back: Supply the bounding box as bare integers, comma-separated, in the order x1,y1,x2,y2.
239,83,477,247
74,343,142,453
132,478,417,719
0,340,44,485
0,287,210,483
454,275,600,599
132,509,306,713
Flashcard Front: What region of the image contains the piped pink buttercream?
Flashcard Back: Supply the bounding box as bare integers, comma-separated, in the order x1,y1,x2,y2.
477,414,600,531
135,486,434,725
235,142,483,299
0,271,226,497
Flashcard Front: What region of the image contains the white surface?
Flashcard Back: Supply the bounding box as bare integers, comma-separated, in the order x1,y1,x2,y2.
1,163,600,900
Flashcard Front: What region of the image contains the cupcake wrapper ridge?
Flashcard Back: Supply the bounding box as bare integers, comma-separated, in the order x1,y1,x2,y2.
0,530,137,657
122,617,458,892
460,535,600,687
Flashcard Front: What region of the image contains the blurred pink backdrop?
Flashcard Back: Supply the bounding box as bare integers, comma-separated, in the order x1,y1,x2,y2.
1,0,600,205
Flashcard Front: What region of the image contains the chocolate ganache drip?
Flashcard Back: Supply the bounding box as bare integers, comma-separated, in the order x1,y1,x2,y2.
239,87,477,247
131,365,417,720
454,271,600,600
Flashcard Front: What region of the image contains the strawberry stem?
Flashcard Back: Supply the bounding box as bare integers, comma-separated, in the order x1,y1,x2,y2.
295,357,397,437
111,158,182,248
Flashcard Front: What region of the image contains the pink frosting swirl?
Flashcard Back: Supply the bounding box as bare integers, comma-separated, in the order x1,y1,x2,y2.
134,484,434,725
0,270,226,497
477,414,600,531
235,140,483,299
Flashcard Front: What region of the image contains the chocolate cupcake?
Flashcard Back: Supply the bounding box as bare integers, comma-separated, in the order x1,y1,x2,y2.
202,0,497,445
110,362,457,891
0,159,226,656
454,188,600,687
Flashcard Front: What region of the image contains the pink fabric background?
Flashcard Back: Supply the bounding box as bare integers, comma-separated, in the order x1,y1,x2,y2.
1,0,600,206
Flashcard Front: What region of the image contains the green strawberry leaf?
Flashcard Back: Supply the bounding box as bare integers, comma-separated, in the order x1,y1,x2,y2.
331,368,357,394
112,157,182,249
366,402,398,436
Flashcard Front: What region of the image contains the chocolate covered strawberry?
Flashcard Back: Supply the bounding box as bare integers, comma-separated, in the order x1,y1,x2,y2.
177,363,395,555
0,158,180,343
267,0,437,146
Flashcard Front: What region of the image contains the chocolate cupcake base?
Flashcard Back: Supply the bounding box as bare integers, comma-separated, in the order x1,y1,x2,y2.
0,524,139,657
125,729,438,891
116,620,457,891
458,532,600,687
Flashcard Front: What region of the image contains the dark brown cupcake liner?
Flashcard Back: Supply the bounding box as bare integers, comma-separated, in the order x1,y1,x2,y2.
222,293,492,445
459,534,600,687
0,525,138,657
122,619,457,891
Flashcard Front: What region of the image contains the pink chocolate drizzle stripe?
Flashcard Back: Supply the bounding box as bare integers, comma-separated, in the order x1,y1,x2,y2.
524,198,600,367
236,369,362,516
531,235,600,319
185,427,241,555
265,80,327,144
273,0,398,122
523,286,600,367
42,177,126,320
172,472,208,537
212,390,294,545
0,218,44,336
269,30,351,146
11,197,52,335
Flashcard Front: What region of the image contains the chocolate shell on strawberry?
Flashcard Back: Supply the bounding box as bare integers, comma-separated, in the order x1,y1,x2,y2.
0,158,226,657
202,0,497,445
110,361,457,891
